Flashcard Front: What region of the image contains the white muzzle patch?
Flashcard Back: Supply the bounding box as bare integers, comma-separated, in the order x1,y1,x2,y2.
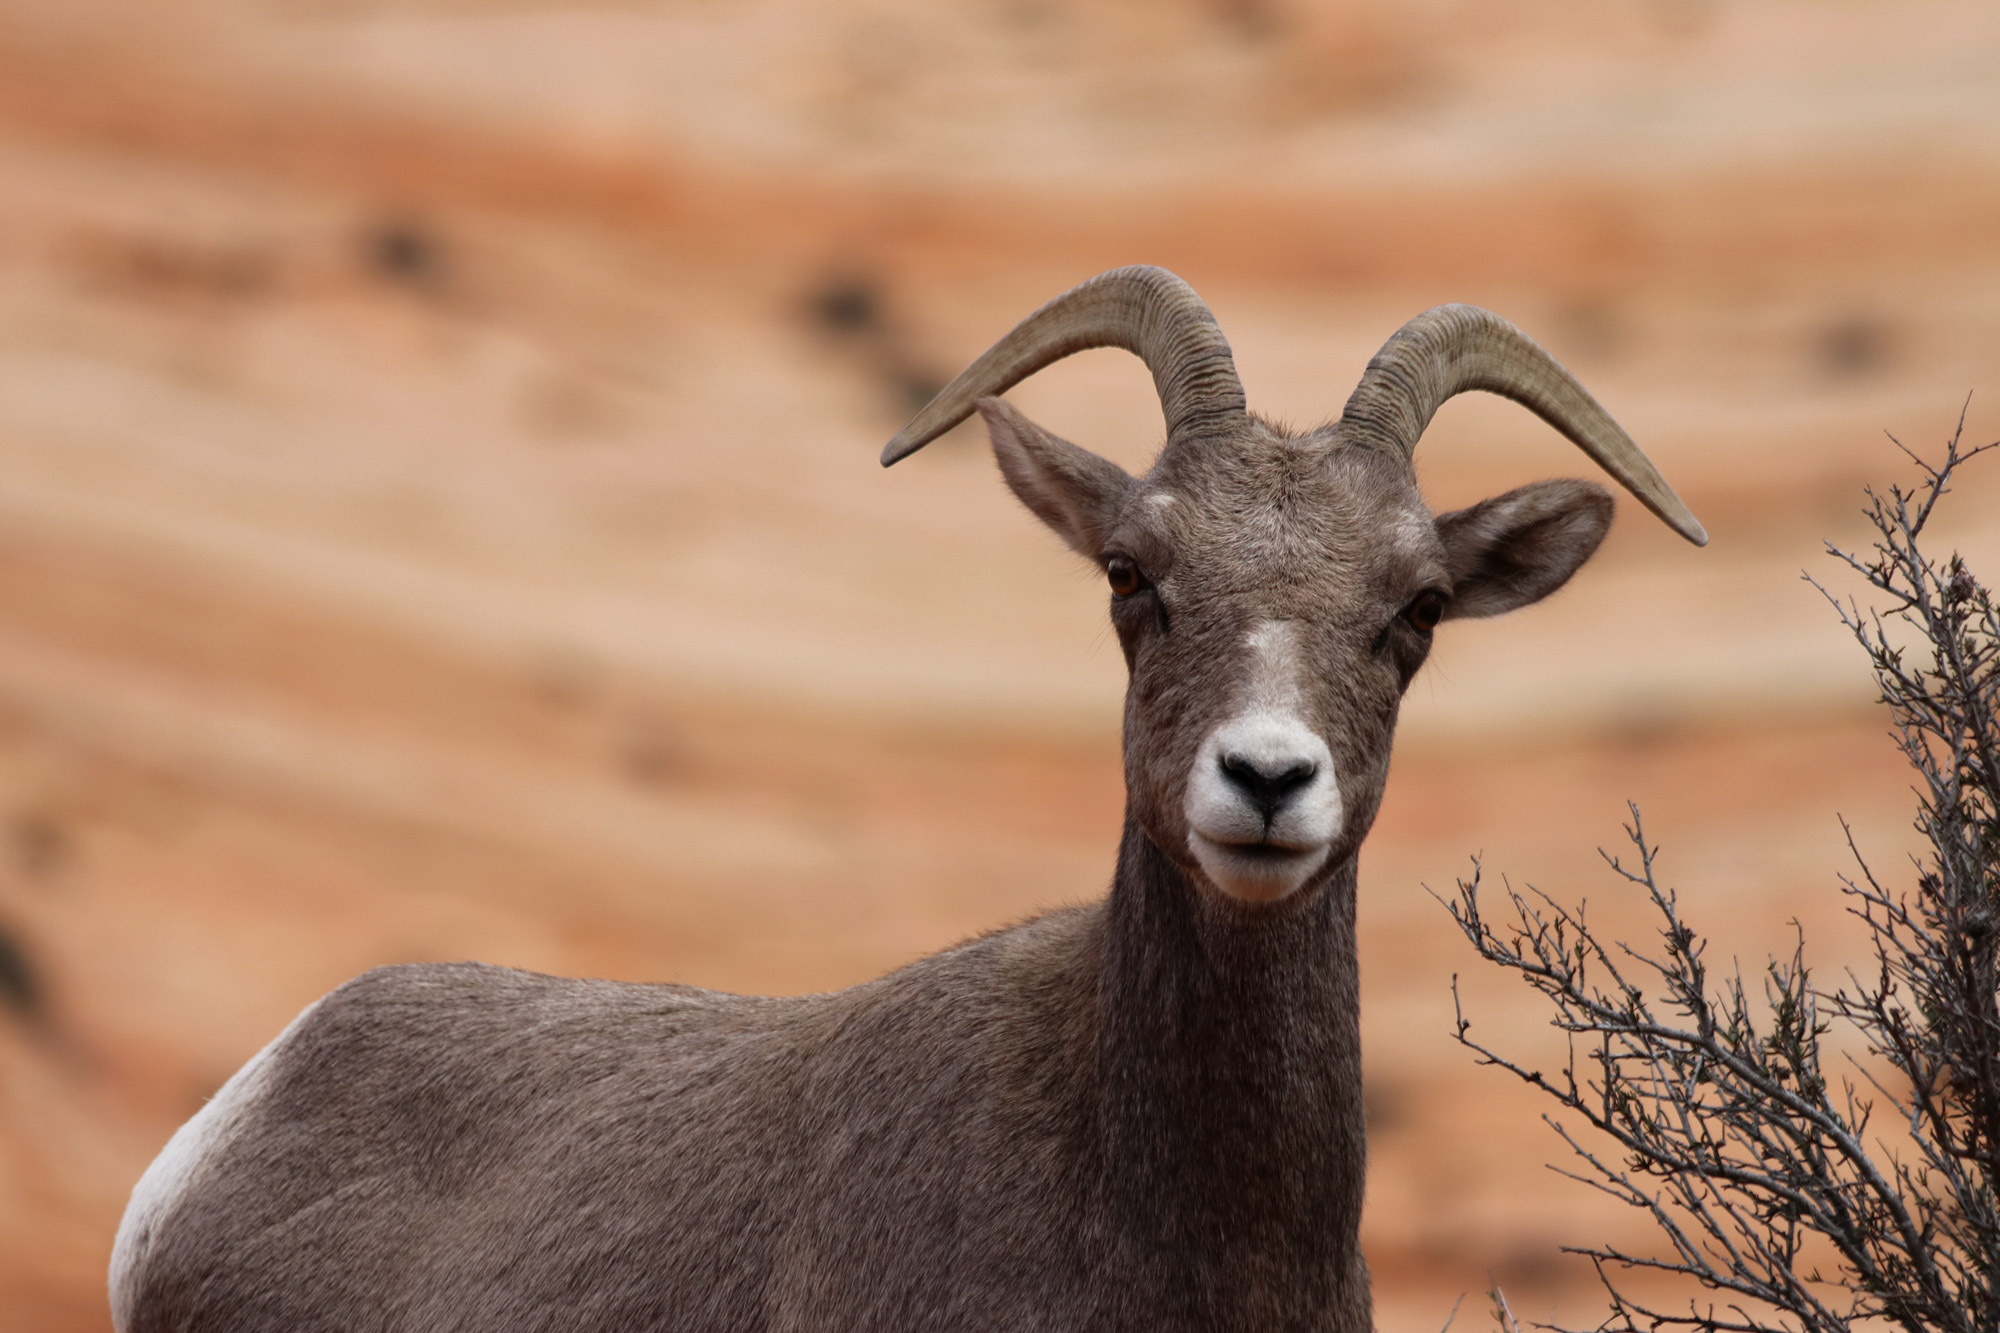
1183,620,1343,903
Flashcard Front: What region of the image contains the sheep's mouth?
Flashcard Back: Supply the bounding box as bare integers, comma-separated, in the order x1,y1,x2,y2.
1186,830,1332,903
1211,840,1310,863
1189,828,1325,860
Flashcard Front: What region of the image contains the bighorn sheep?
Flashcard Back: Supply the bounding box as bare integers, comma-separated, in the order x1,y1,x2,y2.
110,267,1704,1332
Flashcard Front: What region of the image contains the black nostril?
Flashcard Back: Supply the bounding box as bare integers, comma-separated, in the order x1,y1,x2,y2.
1219,753,1318,817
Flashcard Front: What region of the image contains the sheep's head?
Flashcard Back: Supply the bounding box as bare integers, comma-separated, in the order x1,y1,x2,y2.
886,268,1704,907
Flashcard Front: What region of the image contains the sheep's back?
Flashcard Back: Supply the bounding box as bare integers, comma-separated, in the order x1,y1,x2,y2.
116,905,1107,1332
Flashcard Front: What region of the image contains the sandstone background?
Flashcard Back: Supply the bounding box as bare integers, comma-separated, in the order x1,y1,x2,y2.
2,2,1998,1329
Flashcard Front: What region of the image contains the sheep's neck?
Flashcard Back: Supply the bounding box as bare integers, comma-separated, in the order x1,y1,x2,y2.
1094,819,1367,1317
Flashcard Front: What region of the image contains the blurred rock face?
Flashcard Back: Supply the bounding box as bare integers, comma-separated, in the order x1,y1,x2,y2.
0,2,1997,1330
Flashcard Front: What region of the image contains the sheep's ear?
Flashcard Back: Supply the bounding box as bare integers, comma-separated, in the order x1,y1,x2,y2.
1435,479,1614,620
979,398,1134,559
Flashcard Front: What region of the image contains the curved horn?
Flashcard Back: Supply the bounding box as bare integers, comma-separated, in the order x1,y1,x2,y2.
1341,304,1708,546
882,266,1246,466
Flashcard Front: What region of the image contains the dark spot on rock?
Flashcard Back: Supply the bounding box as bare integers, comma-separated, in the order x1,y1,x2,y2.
620,723,689,786
1819,315,1889,378
12,814,65,880
0,922,40,1021
1214,0,1284,40
1363,1080,1407,1134
997,0,1056,28
1495,1237,1576,1289
365,220,444,288
1603,700,1689,753
809,275,883,336
895,372,945,412
805,268,950,420
76,233,274,303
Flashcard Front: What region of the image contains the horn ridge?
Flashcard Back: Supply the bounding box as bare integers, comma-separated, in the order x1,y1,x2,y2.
881,266,1246,467
1341,304,1708,546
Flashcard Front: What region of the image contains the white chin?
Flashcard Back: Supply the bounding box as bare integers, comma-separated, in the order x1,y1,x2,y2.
1187,831,1331,904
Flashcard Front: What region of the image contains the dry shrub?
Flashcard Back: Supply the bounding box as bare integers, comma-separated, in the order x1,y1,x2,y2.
1446,414,1999,1333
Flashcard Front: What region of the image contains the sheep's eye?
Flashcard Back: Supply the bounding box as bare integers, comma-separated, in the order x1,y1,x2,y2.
1106,557,1144,599
1402,590,1447,634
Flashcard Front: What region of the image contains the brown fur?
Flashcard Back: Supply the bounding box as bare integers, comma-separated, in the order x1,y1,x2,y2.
113,357,1616,1333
